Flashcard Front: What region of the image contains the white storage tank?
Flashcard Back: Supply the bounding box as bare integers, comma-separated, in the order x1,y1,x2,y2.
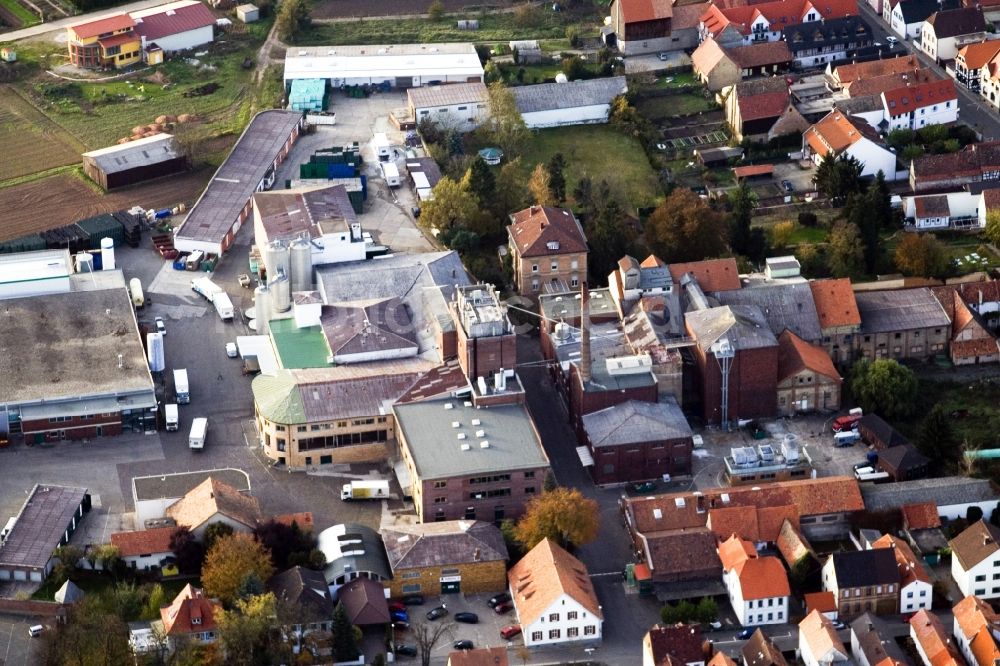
76,252,94,273
265,240,289,282
100,237,115,270
147,332,165,372
271,274,291,313
254,284,272,334
289,238,312,293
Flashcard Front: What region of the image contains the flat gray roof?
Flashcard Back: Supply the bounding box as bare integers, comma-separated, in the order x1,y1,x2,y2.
0,271,154,406
552,320,657,391
132,468,250,503
714,282,822,342
407,81,487,109
176,110,303,246
855,288,951,334
685,304,779,352
0,485,87,570
394,398,548,480
539,288,618,323
512,76,627,114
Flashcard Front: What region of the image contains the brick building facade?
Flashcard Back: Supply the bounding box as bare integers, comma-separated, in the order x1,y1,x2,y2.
507,206,588,296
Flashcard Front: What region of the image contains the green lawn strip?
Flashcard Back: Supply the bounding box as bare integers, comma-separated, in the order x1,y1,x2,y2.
0,0,40,27
635,93,716,120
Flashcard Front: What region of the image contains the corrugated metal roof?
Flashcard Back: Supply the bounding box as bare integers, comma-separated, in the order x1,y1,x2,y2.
407,81,487,109
82,134,181,175
512,76,627,114
582,397,692,447
855,288,951,334
715,282,822,342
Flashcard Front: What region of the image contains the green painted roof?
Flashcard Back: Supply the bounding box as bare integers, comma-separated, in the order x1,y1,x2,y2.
269,318,332,369
252,371,306,424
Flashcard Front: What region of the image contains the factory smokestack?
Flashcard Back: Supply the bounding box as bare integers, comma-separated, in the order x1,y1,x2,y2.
580,282,591,385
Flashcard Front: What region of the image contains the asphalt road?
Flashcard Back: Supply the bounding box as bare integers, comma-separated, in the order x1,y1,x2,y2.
857,1,1000,141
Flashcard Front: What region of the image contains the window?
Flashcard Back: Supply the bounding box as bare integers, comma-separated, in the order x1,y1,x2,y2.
297,426,307,432
434,497,447,504
403,583,422,593
549,629,561,639
402,572,421,579
976,574,987,582
524,471,535,478
907,591,914,598
571,259,578,270
442,568,460,575
568,627,579,638
567,611,578,620
532,632,543,642
457,106,467,110
571,276,579,288
920,590,927,596
469,474,512,484
277,438,286,452
584,625,596,635
531,280,540,292
525,487,536,494
531,264,539,273
549,613,559,622
433,481,447,488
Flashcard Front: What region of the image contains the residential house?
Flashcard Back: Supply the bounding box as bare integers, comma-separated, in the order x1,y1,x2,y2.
966,0,1000,21
671,4,712,53
877,444,930,482
805,591,840,619
803,112,897,178
938,280,1000,332
742,629,788,666
826,54,920,92
339,577,391,626
608,254,675,320
776,330,842,416
821,549,900,619
511,77,628,129
932,287,1000,365
719,536,791,626
267,566,334,636
448,647,510,666
692,39,792,91
110,526,175,571
714,654,740,666
910,142,1000,191
508,538,602,647
407,82,489,133
955,41,1000,90
846,67,940,101
381,520,508,597
582,398,693,485
857,414,910,451
777,518,816,569
316,523,392,596
622,477,865,584
507,205,588,296
850,613,910,666
810,278,861,366
609,0,674,55
393,397,550,523
950,520,1000,599
800,610,851,666
725,77,809,143
66,14,141,69
164,477,261,540
889,0,940,38
871,534,933,613
901,502,950,562
783,16,875,69
902,189,985,231
910,610,964,666
643,623,707,666
953,595,1000,666
698,0,859,47
158,584,221,651
882,77,959,132
853,289,951,361
981,52,1000,107
920,7,987,62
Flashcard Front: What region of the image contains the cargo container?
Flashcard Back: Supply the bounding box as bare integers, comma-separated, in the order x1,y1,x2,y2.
191,277,224,301
214,292,234,320
381,162,400,187
834,431,859,447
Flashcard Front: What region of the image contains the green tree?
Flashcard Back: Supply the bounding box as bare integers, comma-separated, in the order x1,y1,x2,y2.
217,593,280,666
548,153,567,203
894,233,948,278
585,182,636,280
528,163,555,207
729,180,758,257
561,55,589,80
427,0,444,20
202,533,275,606
917,404,958,467
695,597,718,624
203,521,235,552
513,487,600,550
274,0,310,42
984,211,1000,246
827,221,864,277
39,597,130,666
849,358,918,420
462,156,496,206
813,153,862,204
770,220,797,249
332,603,360,662
51,545,82,584
111,581,143,622
420,177,480,233
646,188,730,262
543,470,558,493
492,157,530,218
485,82,528,157
143,583,167,621
170,526,205,575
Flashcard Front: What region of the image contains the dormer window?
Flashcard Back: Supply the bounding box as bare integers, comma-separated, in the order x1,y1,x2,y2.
192,617,202,625
546,241,560,251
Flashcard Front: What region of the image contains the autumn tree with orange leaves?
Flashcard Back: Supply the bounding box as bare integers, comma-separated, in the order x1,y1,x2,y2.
513,487,599,550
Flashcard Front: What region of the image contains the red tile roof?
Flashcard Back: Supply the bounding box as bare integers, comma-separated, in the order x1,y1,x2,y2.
740,92,791,122
833,54,920,86
718,535,757,570
957,41,1000,71
647,624,707,666
901,502,941,530
737,556,791,600
809,278,861,329
617,0,673,23
668,258,741,292
160,584,221,636
110,526,175,558
728,41,793,69
909,610,963,666
673,2,710,29
882,79,957,116
805,112,879,157
692,38,729,75
508,538,601,627
872,534,931,587
98,32,138,48
777,330,840,382
804,591,837,614
734,164,775,178
848,68,940,99
132,1,216,42
69,13,135,39
508,206,588,258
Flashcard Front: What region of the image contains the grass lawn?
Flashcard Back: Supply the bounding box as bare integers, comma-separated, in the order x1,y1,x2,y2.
297,9,599,46
882,232,999,275
32,571,200,601
635,93,716,120
786,224,829,244
646,71,698,90
0,0,39,27
507,125,662,209
902,380,1000,450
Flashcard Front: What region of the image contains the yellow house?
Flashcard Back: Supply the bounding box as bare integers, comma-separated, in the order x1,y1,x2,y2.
66,14,141,69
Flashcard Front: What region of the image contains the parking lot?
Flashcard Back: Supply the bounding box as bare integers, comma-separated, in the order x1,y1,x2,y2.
393,592,526,661
0,614,45,665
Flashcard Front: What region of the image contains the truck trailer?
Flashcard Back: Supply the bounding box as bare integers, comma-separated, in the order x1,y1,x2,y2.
191,277,224,301
189,417,207,450
381,162,400,187
341,480,390,500
173,369,190,404
165,403,179,431
213,292,234,320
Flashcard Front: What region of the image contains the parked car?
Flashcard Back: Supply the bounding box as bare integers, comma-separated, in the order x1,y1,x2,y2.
488,592,511,608
392,621,410,632
453,640,475,650
225,342,238,358
426,606,449,621
658,52,669,61
494,601,514,615
831,414,862,432
154,316,166,335
887,36,898,45
389,601,406,613
403,595,425,606
705,621,723,632
736,627,755,640
454,612,479,624
500,624,522,640
391,610,410,622
832,620,846,630
781,180,793,193
28,625,43,638
395,644,417,657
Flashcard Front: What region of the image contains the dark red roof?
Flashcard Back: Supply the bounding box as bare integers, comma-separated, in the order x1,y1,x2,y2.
740,91,790,121
734,164,775,177
69,13,135,39
617,0,672,23
133,1,216,41
98,32,137,48
882,79,957,116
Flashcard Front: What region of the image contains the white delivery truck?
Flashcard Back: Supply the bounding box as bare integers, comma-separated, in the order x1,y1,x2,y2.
373,133,392,161
173,369,190,404
164,403,179,431
341,480,390,501
191,277,224,301
189,417,207,450
854,465,890,482
213,292,234,320
381,161,400,187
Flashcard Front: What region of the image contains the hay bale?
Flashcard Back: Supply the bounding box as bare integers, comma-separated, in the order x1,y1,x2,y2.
131,126,145,135
163,114,177,123
118,138,130,144
177,114,193,123
155,115,168,124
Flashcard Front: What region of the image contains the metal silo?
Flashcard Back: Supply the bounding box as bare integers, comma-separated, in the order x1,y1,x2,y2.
289,238,312,294
265,240,289,283
254,284,272,334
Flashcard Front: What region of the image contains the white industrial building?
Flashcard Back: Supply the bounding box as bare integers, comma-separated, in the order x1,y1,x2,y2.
283,43,484,88
511,76,628,129
407,81,489,132
130,0,215,53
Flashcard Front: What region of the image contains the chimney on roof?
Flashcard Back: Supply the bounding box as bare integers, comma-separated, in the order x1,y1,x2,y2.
474,548,481,562
530,205,540,215
580,282,591,385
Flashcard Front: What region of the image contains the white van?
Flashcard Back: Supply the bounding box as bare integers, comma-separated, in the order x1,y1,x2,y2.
28,625,43,637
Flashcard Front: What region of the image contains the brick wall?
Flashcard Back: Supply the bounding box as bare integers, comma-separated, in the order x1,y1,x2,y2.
418,466,549,523
513,251,587,296
695,344,778,424
777,371,841,416
386,560,507,598
22,414,122,441
589,437,692,485
458,332,517,380
569,366,658,437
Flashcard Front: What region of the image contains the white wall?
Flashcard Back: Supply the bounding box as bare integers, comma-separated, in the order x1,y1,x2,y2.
311,233,367,266
900,580,933,613
521,104,612,129
146,25,214,53
953,551,1000,599
846,138,898,178
413,101,489,133
124,550,173,571
190,512,253,541
619,35,675,56
796,50,849,69
520,593,602,647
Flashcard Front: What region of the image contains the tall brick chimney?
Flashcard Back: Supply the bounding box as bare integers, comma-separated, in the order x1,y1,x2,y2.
579,281,591,385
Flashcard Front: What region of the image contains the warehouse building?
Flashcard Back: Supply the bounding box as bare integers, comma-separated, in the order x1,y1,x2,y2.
0,485,91,582
283,43,484,88
512,76,628,129
129,0,215,56
0,252,156,441
174,110,305,256
407,81,489,132
82,134,187,190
